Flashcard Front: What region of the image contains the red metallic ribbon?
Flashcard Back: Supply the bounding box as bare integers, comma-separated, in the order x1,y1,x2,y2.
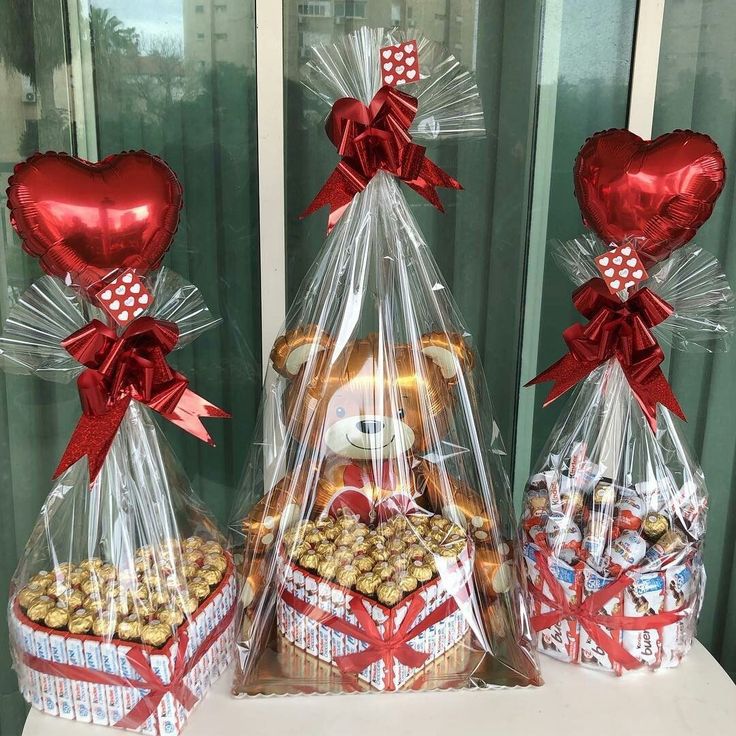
527,277,683,431
56,316,229,483
324,461,425,522
280,587,457,689
530,550,685,671
20,602,235,729
301,85,462,231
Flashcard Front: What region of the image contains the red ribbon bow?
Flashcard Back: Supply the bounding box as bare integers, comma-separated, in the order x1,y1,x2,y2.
56,316,229,483
527,278,683,431
530,550,686,671
301,85,462,232
280,587,457,689
19,601,235,729
324,461,425,523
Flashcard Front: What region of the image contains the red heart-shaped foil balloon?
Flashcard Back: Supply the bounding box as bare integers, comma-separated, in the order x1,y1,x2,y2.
7,151,182,297
574,129,726,267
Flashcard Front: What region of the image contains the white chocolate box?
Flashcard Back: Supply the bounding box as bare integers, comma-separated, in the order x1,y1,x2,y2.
275,543,475,691
9,559,236,735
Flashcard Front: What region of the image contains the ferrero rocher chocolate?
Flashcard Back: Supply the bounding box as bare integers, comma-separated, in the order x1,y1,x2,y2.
372,561,394,581
92,613,118,638
141,620,172,647
333,547,353,565
642,512,669,543
335,565,359,588
200,540,223,556
317,558,338,580
26,596,55,622
117,614,142,641
157,606,185,628
408,561,433,582
68,608,94,635
199,566,222,587
79,557,103,572
355,572,379,596
376,581,402,606
18,583,46,609
299,551,320,571
44,605,70,630
353,555,374,572
189,579,211,601
395,571,418,593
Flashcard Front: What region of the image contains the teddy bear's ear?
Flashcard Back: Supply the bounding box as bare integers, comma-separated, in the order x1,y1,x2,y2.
270,325,333,378
420,332,474,381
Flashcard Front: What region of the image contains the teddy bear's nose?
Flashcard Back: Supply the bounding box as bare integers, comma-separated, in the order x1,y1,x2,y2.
357,419,383,435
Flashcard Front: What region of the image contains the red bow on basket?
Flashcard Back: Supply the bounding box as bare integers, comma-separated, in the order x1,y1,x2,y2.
302,85,461,231
280,588,457,689
56,316,229,483
530,550,686,672
527,277,683,431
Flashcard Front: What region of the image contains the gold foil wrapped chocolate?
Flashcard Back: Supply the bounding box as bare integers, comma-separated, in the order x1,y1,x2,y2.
642,512,669,543
335,565,359,588
141,620,173,648
117,614,142,641
18,583,46,609
376,581,402,606
68,608,94,635
92,613,118,638
355,572,379,596
44,605,70,630
26,596,55,622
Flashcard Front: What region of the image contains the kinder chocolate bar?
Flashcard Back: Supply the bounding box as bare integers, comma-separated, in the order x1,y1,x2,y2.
33,628,59,716
48,633,75,719
82,639,109,725
622,572,665,668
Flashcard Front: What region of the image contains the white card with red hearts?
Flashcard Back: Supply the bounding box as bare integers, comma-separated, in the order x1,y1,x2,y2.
594,245,648,295
379,40,419,87
96,269,152,326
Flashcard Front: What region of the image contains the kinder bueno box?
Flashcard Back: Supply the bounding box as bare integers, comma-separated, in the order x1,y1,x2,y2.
525,543,704,675
275,544,474,691
9,559,236,735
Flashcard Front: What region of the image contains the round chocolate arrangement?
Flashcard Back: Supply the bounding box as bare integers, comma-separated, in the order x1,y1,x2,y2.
16,536,227,647
282,511,467,607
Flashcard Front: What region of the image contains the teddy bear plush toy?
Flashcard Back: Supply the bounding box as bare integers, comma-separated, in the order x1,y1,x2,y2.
242,325,499,555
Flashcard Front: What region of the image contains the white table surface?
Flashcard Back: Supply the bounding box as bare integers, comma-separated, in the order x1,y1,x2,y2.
23,640,736,736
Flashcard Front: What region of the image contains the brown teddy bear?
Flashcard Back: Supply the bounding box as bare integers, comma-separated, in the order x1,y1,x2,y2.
241,325,499,554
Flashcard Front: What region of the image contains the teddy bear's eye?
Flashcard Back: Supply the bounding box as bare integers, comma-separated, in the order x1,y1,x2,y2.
398,408,405,420
336,406,346,418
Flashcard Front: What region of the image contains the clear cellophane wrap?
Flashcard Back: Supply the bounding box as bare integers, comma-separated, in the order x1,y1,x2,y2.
522,233,734,675
230,27,540,696
2,268,235,733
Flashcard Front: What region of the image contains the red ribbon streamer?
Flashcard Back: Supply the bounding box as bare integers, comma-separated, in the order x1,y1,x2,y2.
323,461,425,523
20,602,235,729
301,85,462,231
527,278,683,431
56,317,229,483
529,549,686,671
280,587,457,690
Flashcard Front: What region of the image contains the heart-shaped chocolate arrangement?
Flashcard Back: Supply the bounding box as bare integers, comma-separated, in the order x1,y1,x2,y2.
7,151,182,297
574,129,726,266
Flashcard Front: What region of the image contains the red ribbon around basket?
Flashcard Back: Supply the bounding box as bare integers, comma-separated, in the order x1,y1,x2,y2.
301,85,461,232
280,587,457,689
529,549,686,671
20,602,234,729
527,277,683,431
56,316,229,483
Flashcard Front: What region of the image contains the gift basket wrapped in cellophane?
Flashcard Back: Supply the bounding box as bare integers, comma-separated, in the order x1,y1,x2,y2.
229,27,540,695
523,129,733,675
3,151,232,733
